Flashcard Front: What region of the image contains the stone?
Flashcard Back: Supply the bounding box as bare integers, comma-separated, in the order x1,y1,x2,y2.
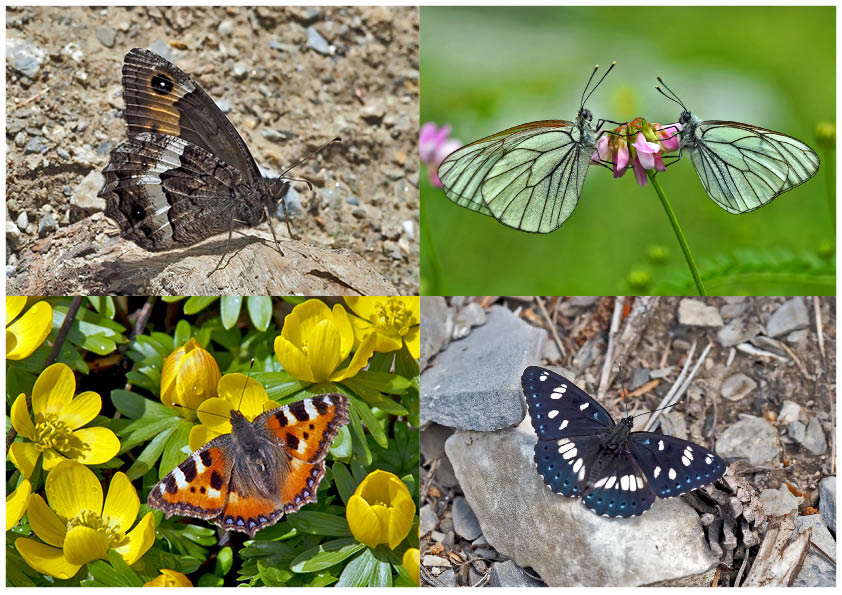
572,336,604,371
658,410,688,441
801,417,827,455
421,306,546,431
678,299,723,327
276,186,303,220
819,476,835,533
716,317,762,347
452,302,486,339
421,423,454,461
719,303,747,319
777,401,802,425
307,26,332,55
37,213,57,238
420,504,438,535
95,26,117,48
436,569,456,587
787,420,807,443
16,211,28,230
436,457,459,488
24,136,47,154
420,296,448,371
71,171,106,211
6,221,22,251
422,555,450,567
759,487,800,516
7,36,46,79
719,373,757,401
445,423,719,586
791,514,836,587
715,415,780,466
452,496,482,541
765,297,809,337
490,560,545,587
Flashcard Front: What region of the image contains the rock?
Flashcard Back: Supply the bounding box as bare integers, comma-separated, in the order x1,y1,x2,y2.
801,417,827,455
786,328,809,348
437,569,456,586
572,336,604,371
659,410,688,441
217,19,234,36
787,420,807,443
24,136,47,154
420,296,448,371
719,373,757,401
542,338,562,363
422,555,450,567
7,36,46,79
765,297,809,337
678,299,723,327
37,213,57,238
630,368,650,390
436,457,459,488
420,504,438,535
6,221,22,251
750,335,787,356
276,186,303,220
421,306,547,431
715,415,779,466
716,317,762,347
430,530,445,542
759,487,800,516
261,128,288,143
71,170,106,211
452,302,486,339
791,514,836,587
16,211,28,230
307,26,332,55
95,26,117,48
720,303,747,319
421,423,454,461
819,476,835,533
231,61,248,80
650,367,675,379
452,496,482,541
490,560,545,587
360,103,386,125
777,401,801,425
445,425,719,586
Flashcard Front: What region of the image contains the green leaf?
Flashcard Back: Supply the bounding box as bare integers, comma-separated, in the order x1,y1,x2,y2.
158,420,193,478
220,296,244,330
183,296,218,315
328,425,352,460
110,389,153,419
215,546,234,576
258,560,293,586
347,406,372,466
286,511,351,537
331,462,358,505
246,296,273,332
348,370,410,394
126,426,176,480
173,319,192,349
255,372,309,401
336,548,385,587
305,571,338,587
350,398,388,448
197,574,224,587
289,538,366,573
86,551,144,587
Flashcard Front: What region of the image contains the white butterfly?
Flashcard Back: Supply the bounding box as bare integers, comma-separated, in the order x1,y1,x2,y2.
437,63,615,233
656,78,820,213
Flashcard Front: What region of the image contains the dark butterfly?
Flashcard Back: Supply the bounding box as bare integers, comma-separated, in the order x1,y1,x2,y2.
522,366,726,518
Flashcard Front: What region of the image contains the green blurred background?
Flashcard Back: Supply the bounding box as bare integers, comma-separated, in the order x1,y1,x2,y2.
420,6,835,296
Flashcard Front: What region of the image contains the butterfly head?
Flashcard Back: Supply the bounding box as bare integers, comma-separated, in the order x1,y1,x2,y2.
678,110,693,126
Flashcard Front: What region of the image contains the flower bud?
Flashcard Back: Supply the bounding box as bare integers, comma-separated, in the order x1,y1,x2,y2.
160,338,221,417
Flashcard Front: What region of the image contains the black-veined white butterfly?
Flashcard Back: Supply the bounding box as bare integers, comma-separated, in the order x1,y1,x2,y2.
656,78,820,214
437,63,615,233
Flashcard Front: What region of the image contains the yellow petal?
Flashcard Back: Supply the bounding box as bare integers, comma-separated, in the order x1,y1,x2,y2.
346,494,383,548
6,479,32,531
144,569,194,587
70,427,120,465
15,538,82,580
308,320,345,382
196,397,234,433
6,296,27,325
10,392,35,439
404,325,420,359
46,460,103,521
396,297,421,322
173,341,222,412
63,525,108,565
6,301,52,360
386,489,415,549
188,423,219,452
32,362,75,416
102,472,140,535
115,511,156,565
217,374,267,420
330,330,376,382
41,448,66,471
60,391,102,429
403,548,420,585
347,315,376,347
373,332,403,354
274,335,315,383
9,442,40,479
343,297,378,322
332,304,355,357
26,493,67,547
285,299,332,346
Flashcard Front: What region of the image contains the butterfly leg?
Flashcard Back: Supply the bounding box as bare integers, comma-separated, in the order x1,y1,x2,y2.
207,218,249,276
263,205,287,257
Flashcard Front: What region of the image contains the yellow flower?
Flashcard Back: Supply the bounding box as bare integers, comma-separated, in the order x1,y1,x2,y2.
346,470,416,550
402,548,420,585
188,373,279,452
9,363,121,478
7,479,32,531
15,461,155,579
6,296,52,360
274,299,376,383
160,338,222,418
144,569,193,587
344,297,420,359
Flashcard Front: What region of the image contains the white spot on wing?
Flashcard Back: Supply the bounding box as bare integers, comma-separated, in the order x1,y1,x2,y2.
558,419,568,430
605,476,617,489
620,475,630,490
172,467,188,489
548,410,559,419
658,440,664,451
562,448,577,460
572,458,583,473
668,468,677,480
593,476,608,488
654,466,661,478
579,402,589,411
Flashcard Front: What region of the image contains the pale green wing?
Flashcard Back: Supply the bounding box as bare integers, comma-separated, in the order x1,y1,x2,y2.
438,120,593,232
689,121,820,213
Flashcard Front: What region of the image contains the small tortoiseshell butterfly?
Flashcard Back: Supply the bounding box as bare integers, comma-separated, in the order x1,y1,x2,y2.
148,394,349,537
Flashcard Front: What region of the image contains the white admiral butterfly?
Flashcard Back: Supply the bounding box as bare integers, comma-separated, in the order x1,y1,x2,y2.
522,366,726,518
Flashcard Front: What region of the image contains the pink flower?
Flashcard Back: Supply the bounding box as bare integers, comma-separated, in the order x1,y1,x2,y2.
420,122,461,187
654,122,682,152
591,135,611,164
614,137,629,178
632,132,662,170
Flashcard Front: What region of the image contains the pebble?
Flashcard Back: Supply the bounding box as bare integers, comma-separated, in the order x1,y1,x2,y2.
678,298,723,327
231,61,249,81
720,373,757,401
720,303,747,319
490,560,545,588
16,211,29,230
452,496,482,541
24,136,47,154
437,569,456,587
401,219,415,240
37,213,57,238
788,420,807,443
420,504,438,535
6,221,22,250
351,207,368,219
765,297,809,337
217,19,234,36
276,186,303,220
777,400,802,425
422,555,450,567
716,415,780,465
759,487,800,516
801,417,827,455
307,26,332,55
260,128,287,143
716,317,762,347
819,476,835,533
71,170,106,211
452,302,486,339
345,195,359,206
360,103,386,124
14,132,26,147
7,36,46,79
95,26,117,48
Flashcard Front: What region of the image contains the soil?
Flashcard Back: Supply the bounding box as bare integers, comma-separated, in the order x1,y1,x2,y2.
6,6,419,295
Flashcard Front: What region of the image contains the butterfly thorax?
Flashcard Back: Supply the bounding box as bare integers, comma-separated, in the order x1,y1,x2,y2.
229,410,290,499
678,110,701,149
602,417,633,452
575,108,596,147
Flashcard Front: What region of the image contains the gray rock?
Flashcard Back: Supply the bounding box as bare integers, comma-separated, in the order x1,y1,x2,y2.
16,211,28,230
452,496,482,541
421,306,546,431
215,98,231,113
37,213,57,238
436,457,459,488
659,410,688,440
24,136,47,154
786,328,809,348
452,302,486,339
715,415,780,465
801,417,827,455
231,61,249,80
787,420,807,443
420,504,438,535
819,476,835,533
422,555,450,567
14,131,26,147
719,373,757,401
445,424,719,586
420,296,448,371
421,423,454,461
541,338,562,363
7,36,46,79
217,19,234,36
490,560,545,587
437,569,456,587
759,487,800,516
261,128,288,143
95,26,117,48
777,400,802,425
570,296,598,307
345,195,359,206
716,317,762,347
6,220,22,250
307,26,332,55
719,303,747,319
750,335,787,356
71,170,106,211
630,368,650,390
572,336,604,371
791,514,836,587
430,530,445,542
678,299,723,327
650,366,675,379
765,297,809,337
276,186,303,220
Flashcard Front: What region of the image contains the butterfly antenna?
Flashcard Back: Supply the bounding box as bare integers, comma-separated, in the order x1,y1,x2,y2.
617,365,629,418
581,61,616,108
278,137,342,179
171,403,231,420
237,358,256,413
655,76,687,111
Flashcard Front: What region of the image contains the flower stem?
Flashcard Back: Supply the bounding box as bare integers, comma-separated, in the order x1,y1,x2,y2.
647,171,706,296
